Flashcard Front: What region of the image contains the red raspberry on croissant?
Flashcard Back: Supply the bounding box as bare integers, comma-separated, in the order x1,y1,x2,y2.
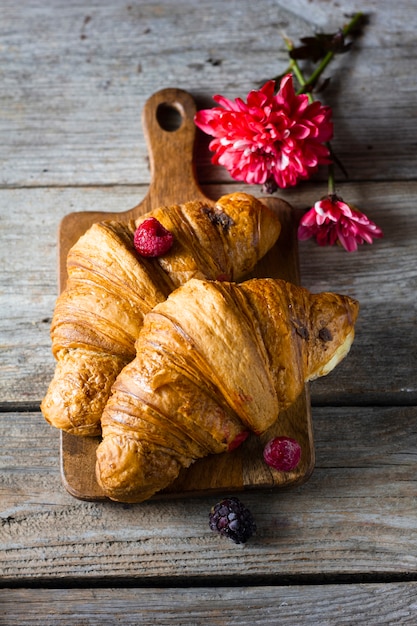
41,193,281,436
96,277,359,503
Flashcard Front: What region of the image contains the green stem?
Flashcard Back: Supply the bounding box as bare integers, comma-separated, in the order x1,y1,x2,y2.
298,12,364,94
282,16,362,194
327,159,336,195
284,12,363,96
283,36,314,103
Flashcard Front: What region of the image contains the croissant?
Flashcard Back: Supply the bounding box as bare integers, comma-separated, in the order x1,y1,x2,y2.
96,277,359,502
41,193,281,436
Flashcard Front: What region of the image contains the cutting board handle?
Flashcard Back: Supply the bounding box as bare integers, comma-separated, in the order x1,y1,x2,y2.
58,88,210,289
132,87,209,216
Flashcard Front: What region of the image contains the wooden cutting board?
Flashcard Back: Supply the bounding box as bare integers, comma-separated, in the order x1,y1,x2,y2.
59,87,315,501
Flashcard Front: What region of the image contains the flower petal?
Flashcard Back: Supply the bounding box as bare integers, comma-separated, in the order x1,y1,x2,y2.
298,195,383,251
194,75,334,188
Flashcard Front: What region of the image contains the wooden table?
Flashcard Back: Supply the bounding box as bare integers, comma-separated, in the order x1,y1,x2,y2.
1,1,416,623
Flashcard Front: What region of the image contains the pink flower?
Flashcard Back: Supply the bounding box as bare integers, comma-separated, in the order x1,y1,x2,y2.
194,74,333,189
298,195,383,252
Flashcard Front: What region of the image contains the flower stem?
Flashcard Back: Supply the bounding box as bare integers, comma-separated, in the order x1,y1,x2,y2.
283,36,314,102
327,159,336,195
284,16,359,184
285,11,363,95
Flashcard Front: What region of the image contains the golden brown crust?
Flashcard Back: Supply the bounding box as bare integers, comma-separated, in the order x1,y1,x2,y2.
96,277,359,502
240,279,359,407
41,350,128,435
41,193,281,436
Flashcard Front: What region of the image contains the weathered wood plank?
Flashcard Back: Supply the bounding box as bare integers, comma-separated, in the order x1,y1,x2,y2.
1,0,416,613
0,185,142,405
1,406,416,582
1,583,417,625
1,0,416,187
1,181,415,406
291,181,417,405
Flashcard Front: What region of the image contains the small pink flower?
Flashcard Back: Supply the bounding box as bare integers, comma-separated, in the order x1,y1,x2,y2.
298,195,383,252
194,74,333,189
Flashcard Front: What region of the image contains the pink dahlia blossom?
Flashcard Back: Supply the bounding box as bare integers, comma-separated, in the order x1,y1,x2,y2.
298,195,383,252
194,74,333,189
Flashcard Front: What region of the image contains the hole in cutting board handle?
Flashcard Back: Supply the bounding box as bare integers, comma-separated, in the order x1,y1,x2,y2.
156,102,184,132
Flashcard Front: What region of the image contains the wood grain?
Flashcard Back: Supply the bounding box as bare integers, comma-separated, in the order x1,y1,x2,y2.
58,88,313,501
2,406,416,582
1,0,416,187
57,87,210,289
1,0,417,615
1,181,416,408
2,584,417,625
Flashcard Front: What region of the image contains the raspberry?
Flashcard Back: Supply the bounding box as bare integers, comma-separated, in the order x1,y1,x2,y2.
216,273,231,282
209,497,256,544
227,431,249,452
134,217,174,257
263,436,301,472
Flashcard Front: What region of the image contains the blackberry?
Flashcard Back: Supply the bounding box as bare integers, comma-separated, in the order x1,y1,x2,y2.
209,497,256,544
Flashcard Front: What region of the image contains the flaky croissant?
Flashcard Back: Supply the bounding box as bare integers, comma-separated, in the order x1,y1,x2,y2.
96,277,359,502
41,193,281,436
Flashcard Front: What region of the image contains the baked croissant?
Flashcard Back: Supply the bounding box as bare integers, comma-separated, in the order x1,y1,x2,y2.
96,277,359,502
41,193,281,436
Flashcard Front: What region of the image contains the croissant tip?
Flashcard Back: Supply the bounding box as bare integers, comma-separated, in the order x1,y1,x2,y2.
310,327,356,381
